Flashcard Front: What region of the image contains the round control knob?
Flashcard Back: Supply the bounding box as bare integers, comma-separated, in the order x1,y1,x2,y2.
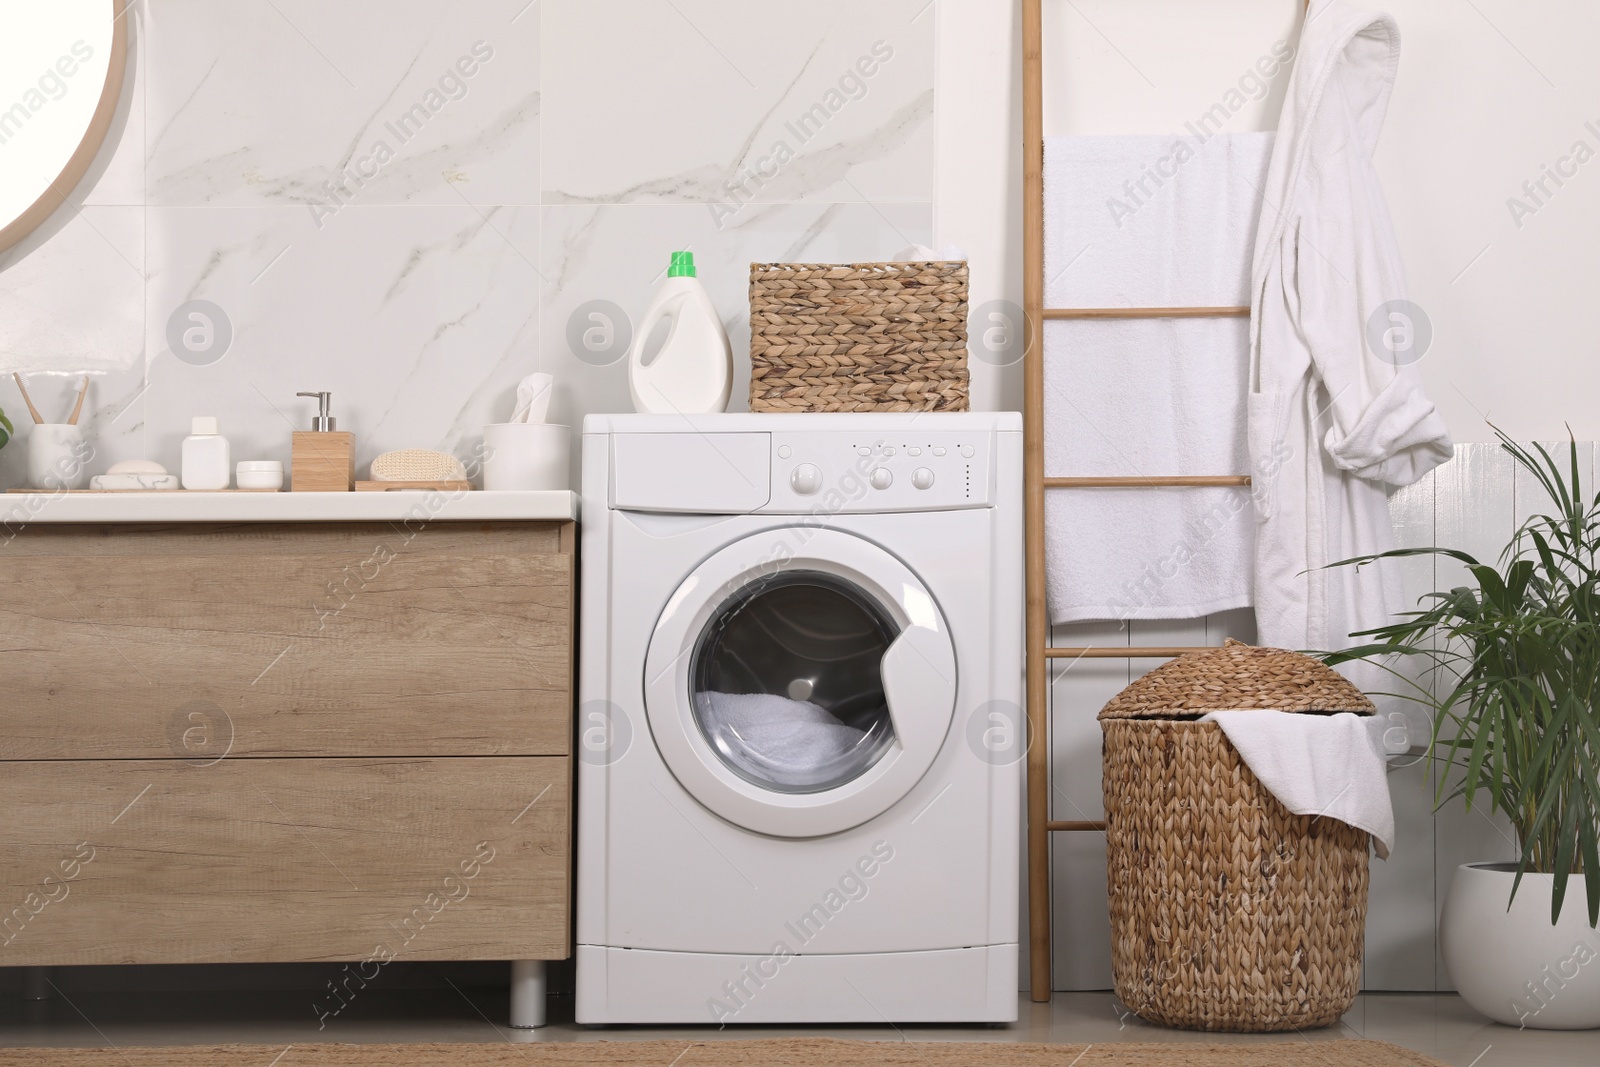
790,463,823,495
912,467,935,490
869,467,893,490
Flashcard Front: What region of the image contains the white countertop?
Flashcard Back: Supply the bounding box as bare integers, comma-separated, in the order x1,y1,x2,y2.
0,489,578,524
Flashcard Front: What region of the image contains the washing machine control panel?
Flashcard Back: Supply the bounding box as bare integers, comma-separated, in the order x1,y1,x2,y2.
765,431,992,513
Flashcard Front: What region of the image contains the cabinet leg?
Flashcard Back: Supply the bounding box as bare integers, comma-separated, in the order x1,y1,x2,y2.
22,967,50,1001
509,960,546,1029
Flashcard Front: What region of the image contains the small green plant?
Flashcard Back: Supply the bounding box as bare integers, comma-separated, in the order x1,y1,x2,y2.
0,407,11,449
1328,429,1599,927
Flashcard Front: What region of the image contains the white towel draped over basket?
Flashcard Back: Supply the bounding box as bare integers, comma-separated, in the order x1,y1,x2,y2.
1044,133,1272,624
1201,709,1396,859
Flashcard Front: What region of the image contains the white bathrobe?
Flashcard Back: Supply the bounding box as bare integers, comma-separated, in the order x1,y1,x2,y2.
1247,0,1452,668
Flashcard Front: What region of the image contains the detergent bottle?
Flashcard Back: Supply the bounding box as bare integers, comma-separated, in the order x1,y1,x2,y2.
627,251,733,414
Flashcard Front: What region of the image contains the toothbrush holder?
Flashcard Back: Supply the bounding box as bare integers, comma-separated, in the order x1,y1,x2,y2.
27,424,90,491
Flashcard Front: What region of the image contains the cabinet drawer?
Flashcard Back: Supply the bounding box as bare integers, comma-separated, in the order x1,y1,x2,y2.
0,522,572,759
0,757,569,965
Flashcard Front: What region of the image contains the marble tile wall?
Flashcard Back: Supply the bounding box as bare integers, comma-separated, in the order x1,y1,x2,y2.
0,0,936,486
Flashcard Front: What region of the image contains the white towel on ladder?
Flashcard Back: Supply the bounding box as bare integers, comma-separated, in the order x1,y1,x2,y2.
1044,132,1272,624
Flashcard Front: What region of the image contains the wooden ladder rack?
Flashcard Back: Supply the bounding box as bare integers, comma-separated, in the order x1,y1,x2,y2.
1021,0,1305,1003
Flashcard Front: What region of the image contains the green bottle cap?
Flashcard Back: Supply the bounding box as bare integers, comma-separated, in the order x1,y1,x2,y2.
668,250,696,278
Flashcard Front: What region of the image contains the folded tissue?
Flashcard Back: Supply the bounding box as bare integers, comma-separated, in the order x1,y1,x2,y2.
510,372,553,424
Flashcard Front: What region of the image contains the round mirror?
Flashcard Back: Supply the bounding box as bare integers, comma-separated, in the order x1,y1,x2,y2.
0,1,127,254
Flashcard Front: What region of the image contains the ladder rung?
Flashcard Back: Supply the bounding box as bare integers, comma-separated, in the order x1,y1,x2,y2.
1046,820,1106,832
1047,647,1212,659
1045,475,1251,488
1043,306,1249,320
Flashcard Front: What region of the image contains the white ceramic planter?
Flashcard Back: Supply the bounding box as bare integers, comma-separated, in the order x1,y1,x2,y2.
1440,863,1600,1029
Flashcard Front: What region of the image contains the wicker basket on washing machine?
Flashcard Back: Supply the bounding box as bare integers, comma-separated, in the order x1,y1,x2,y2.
1098,639,1375,1032
748,261,970,412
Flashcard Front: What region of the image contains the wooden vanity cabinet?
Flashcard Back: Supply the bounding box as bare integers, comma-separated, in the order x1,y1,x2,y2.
0,521,574,971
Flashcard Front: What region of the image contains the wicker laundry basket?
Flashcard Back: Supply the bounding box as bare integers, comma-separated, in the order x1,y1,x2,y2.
748,261,969,412
1098,639,1375,1032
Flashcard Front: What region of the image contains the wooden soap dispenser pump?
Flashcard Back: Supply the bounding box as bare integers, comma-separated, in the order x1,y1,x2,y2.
291,391,355,491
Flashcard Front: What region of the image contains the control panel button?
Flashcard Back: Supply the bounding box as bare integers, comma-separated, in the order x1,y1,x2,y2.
869,468,893,490
931,446,946,457
908,446,922,457
959,444,975,458
882,446,896,457
912,467,935,490
857,447,871,457
790,463,823,495
777,444,792,459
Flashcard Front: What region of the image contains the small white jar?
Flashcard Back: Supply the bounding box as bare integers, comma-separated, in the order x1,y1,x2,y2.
235,460,284,491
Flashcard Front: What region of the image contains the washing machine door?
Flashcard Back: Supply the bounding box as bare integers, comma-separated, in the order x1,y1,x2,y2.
644,528,957,838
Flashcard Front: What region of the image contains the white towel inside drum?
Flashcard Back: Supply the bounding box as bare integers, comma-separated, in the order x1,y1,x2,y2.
696,691,869,788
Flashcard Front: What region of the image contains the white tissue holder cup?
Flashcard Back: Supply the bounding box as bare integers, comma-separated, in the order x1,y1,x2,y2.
482,423,569,492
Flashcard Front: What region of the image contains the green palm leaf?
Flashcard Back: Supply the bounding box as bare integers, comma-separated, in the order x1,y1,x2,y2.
1327,427,1600,927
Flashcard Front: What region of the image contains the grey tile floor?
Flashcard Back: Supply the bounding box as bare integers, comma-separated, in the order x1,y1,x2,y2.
1,989,1596,1066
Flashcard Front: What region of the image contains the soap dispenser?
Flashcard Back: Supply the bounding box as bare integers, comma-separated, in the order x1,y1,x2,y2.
291,391,354,491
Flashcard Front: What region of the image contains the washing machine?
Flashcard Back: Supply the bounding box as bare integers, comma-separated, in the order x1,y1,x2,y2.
576,412,1022,1024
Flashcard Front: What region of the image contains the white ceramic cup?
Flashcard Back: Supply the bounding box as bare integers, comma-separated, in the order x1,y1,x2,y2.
28,424,90,490
482,423,570,491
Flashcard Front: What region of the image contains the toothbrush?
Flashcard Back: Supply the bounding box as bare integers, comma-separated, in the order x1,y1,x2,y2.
67,375,89,426
12,373,43,425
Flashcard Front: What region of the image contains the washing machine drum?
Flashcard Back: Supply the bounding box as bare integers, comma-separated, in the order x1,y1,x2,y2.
645,529,958,838
692,570,899,794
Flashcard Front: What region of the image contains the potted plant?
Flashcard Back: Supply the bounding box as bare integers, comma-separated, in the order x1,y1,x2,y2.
1329,431,1599,1030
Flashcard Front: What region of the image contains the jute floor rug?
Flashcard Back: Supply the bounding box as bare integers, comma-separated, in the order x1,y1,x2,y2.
0,1037,1447,1065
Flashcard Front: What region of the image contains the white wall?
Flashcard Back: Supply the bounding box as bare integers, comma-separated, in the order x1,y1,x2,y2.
935,0,1600,991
